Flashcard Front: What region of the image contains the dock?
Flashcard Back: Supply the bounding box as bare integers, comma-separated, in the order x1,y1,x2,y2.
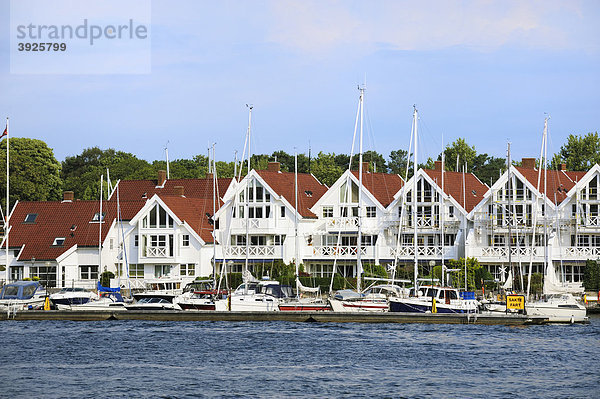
0,310,551,325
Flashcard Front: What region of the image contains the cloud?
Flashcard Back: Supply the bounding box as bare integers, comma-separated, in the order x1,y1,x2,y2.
266,0,594,54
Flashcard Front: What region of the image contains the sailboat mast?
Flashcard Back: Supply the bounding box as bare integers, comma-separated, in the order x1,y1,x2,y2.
99,175,103,278
5,117,8,283
294,150,299,296
507,143,513,290
543,117,549,279
244,105,252,287
441,143,445,287
212,143,217,288
357,87,364,293
412,106,418,293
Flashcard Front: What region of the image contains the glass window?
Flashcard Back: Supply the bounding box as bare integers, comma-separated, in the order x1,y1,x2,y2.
323,206,333,218
366,206,376,218
255,207,263,218
53,237,65,246
256,186,263,202
280,206,285,218
149,206,157,228
134,235,139,247
154,265,171,278
182,234,190,247
130,264,144,279
24,213,38,223
180,263,195,276
92,212,105,222
249,207,255,218
79,265,99,280
159,207,167,228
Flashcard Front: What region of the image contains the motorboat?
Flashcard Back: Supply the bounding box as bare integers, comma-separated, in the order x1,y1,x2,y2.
329,284,408,312
389,286,479,313
526,293,587,323
175,280,228,311
0,280,47,311
221,279,292,311
68,291,127,311
49,288,97,309
125,293,180,310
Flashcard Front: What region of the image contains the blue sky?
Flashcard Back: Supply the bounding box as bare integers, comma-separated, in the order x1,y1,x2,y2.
1,0,599,166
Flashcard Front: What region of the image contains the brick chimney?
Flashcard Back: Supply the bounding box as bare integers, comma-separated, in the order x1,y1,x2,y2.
174,186,184,197
267,162,280,172
561,163,567,171
361,162,370,173
522,158,536,169
158,170,167,186
434,160,443,171
62,191,74,202
206,173,213,179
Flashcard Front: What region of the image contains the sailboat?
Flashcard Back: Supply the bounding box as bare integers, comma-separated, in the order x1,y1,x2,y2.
524,116,587,323
389,107,479,314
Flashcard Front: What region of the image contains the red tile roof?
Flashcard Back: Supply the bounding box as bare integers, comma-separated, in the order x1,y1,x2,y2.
423,169,488,212
256,170,328,218
351,171,404,208
515,167,582,204
159,195,218,243
7,200,144,261
114,178,233,202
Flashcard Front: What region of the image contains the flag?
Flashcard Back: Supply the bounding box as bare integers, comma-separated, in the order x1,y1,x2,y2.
0,126,6,139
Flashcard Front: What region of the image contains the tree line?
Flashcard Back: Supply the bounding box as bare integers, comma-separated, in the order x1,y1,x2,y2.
0,132,598,209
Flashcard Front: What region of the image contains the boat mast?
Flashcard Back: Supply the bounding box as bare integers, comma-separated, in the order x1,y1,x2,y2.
4,117,8,283
294,150,299,297
357,87,364,293
507,143,513,291
212,143,217,288
412,106,418,293
463,163,467,290
441,142,445,287
99,175,103,281
244,105,252,291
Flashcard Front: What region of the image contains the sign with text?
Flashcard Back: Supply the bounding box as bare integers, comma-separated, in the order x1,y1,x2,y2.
506,295,525,310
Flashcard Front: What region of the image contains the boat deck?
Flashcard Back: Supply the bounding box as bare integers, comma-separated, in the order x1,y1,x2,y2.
0,310,559,325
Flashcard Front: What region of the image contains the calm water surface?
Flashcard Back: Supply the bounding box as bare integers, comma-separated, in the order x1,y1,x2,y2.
1,315,598,398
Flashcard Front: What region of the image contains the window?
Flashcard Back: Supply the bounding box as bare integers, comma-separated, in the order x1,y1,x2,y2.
146,205,174,229
130,264,144,279
249,207,255,218
92,212,105,222
180,263,195,276
352,207,359,217
79,265,99,280
10,266,23,281
323,206,333,218
134,235,139,247
238,206,245,219
449,206,454,218
30,265,57,288
24,213,37,223
280,206,285,218
182,234,190,247
274,235,282,245
154,265,171,278
361,235,377,246
53,237,65,246
366,206,376,218
398,206,402,218
109,239,114,250
235,235,246,246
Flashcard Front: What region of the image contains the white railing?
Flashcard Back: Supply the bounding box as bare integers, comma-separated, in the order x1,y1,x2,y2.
564,247,600,258
390,246,453,258
325,217,359,230
309,245,367,257
145,247,167,257
238,219,275,229
224,245,277,257
584,216,600,227
473,247,544,258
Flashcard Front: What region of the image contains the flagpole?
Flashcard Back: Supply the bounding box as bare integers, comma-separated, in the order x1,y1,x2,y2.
5,117,9,284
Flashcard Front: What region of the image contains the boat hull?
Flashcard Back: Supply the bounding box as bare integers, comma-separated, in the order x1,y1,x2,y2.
329,299,388,312
389,298,476,314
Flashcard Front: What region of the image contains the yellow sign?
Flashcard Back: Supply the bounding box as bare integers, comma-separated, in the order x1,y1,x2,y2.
432,298,437,313
506,295,525,310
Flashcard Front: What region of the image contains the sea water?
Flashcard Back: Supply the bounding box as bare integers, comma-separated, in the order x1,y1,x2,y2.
1,315,598,398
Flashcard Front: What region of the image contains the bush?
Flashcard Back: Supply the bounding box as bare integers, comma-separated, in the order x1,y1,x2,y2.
583,260,600,291
100,271,114,287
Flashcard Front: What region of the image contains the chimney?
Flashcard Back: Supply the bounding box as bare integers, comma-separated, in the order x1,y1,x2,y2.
267,162,280,172
361,162,370,173
174,186,184,197
62,191,74,202
206,173,213,180
434,160,443,171
158,170,167,186
561,163,567,171
522,158,536,169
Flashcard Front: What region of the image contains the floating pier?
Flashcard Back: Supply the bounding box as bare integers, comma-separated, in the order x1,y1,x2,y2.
1,310,551,325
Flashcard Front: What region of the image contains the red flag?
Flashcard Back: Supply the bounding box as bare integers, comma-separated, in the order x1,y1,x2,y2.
0,126,6,139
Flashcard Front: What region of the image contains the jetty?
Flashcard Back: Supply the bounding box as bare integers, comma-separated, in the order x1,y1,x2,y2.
0,309,551,325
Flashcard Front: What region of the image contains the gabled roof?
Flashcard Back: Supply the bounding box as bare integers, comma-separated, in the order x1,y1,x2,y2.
114,177,233,202
255,170,328,218
158,195,218,243
351,171,404,208
6,200,145,261
514,167,579,205
423,169,488,212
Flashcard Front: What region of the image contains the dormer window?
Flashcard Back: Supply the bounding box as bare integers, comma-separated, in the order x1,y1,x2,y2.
53,237,65,246
305,190,313,197
92,212,105,222
24,213,37,223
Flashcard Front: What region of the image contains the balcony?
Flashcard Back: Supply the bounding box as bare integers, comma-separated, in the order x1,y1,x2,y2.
563,247,600,259
145,247,168,257
471,246,545,260
229,218,277,232
223,245,281,258
389,246,456,259
307,245,374,259
325,217,359,231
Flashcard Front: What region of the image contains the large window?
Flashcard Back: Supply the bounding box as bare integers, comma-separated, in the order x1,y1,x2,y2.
154,265,172,278
29,265,57,288
142,205,174,229
10,266,23,281
129,264,144,279
79,265,99,280
180,263,195,276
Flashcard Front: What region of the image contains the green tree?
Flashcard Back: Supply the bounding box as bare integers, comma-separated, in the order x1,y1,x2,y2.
0,138,62,210
446,257,481,291
311,152,345,186
388,149,409,176
551,132,600,171
583,260,600,291
443,138,478,172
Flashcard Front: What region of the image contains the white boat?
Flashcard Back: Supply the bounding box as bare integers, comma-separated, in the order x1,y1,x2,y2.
125,292,180,310
0,280,47,311
329,284,408,312
389,285,479,314
68,291,127,311
222,279,293,312
526,293,587,323
49,287,97,309
175,280,228,311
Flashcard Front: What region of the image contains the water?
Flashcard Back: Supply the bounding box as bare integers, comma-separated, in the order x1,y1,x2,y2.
1,316,599,398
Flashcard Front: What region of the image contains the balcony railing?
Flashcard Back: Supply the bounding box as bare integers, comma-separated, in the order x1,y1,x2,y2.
145,247,167,257
224,245,278,257
472,247,544,258
309,245,368,258
563,247,600,258
325,217,359,231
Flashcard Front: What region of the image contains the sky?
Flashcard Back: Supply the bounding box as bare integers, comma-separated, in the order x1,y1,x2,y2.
1,0,599,167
